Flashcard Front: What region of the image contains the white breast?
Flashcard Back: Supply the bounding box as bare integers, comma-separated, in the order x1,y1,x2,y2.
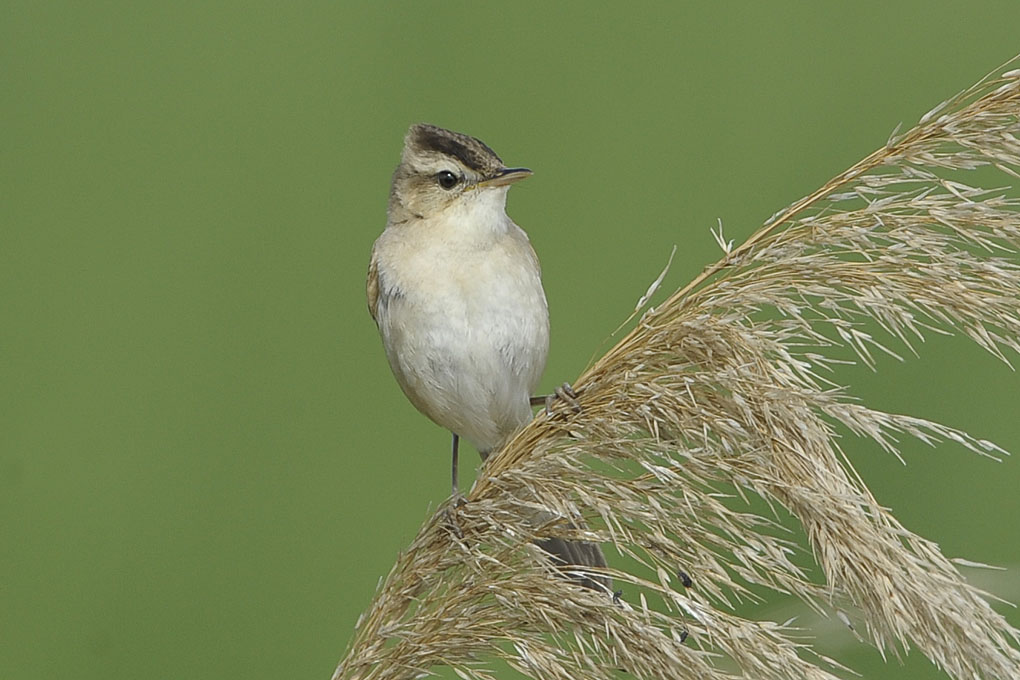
372,189,549,454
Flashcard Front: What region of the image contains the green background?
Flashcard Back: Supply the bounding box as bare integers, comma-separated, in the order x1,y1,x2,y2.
4,3,1019,679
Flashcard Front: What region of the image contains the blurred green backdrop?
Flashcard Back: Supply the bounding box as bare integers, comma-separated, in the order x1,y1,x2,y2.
3,2,1019,679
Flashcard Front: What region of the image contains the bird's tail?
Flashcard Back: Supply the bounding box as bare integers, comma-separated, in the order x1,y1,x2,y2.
478,446,610,591
535,531,610,591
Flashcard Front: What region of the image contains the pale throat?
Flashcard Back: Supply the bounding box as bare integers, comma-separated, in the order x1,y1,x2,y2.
432,187,513,242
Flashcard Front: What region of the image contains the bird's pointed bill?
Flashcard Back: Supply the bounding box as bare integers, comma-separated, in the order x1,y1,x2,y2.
475,167,532,188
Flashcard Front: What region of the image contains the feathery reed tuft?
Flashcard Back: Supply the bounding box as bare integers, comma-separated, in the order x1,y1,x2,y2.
336,58,1020,680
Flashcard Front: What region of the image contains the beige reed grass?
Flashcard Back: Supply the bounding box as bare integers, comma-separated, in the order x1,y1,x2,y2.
335,58,1020,680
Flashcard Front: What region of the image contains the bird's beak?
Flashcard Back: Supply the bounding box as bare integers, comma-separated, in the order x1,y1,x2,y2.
475,167,533,189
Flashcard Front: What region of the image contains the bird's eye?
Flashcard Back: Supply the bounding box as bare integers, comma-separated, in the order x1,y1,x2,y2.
436,170,459,190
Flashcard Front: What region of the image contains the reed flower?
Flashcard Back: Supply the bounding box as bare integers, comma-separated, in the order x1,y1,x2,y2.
335,58,1020,680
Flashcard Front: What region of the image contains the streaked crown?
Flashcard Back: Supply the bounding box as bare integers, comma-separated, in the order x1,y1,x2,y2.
403,123,504,176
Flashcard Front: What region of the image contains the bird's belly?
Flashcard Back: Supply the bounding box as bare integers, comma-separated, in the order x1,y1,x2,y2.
378,269,549,454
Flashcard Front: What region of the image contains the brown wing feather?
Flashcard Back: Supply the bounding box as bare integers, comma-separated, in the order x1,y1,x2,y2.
366,248,380,324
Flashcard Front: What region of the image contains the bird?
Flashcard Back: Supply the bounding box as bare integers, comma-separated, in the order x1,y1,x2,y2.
366,123,607,588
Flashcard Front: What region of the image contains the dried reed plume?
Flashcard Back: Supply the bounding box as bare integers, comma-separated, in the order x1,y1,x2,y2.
335,58,1020,680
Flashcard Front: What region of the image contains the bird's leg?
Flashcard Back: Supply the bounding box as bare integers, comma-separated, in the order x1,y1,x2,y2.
450,432,462,500
531,382,582,416
442,432,467,540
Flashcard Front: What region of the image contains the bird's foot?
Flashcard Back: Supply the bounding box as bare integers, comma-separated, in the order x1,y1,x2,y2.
531,382,582,417
442,493,467,540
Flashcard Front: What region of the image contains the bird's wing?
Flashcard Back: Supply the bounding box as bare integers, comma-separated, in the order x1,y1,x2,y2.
366,246,380,324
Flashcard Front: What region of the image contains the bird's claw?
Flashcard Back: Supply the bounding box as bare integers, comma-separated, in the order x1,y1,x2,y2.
443,495,467,540
545,382,581,416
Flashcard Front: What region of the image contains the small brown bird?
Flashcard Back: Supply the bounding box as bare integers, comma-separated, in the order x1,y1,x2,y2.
366,123,606,587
